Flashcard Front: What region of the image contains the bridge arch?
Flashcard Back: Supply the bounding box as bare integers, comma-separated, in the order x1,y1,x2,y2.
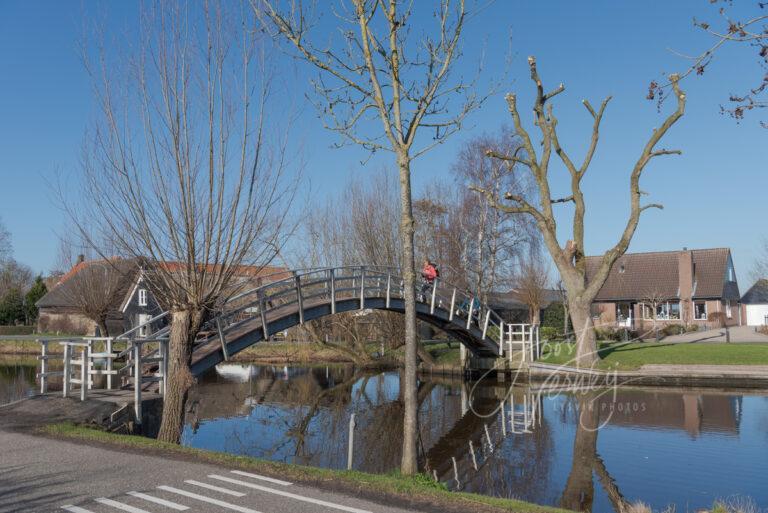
127,267,507,376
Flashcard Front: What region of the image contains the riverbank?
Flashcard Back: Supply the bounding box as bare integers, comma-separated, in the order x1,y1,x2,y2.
29,422,569,513
538,341,768,370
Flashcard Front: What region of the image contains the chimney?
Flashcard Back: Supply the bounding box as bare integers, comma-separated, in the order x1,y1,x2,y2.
678,249,694,322
76,254,85,264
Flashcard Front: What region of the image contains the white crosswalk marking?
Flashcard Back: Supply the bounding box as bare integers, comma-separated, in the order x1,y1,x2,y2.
230,470,292,486
127,491,190,511
158,485,261,513
184,479,246,497
94,498,153,513
61,506,96,513
207,474,373,513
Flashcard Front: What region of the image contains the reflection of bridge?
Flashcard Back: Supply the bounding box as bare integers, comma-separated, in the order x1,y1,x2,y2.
38,266,525,421
178,266,507,374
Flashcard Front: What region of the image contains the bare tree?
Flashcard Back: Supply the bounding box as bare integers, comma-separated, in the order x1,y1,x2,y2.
651,1,768,126
639,288,669,341
259,0,484,473
0,217,11,264
452,129,537,302
75,1,298,443
472,57,686,366
513,250,550,326
751,238,768,282
61,260,134,336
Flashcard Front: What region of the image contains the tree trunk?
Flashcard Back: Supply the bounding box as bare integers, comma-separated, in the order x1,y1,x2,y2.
560,395,598,512
96,318,109,338
398,156,419,475
569,299,598,367
157,309,199,443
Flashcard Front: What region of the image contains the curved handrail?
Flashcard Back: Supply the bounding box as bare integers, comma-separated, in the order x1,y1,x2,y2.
113,265,507,354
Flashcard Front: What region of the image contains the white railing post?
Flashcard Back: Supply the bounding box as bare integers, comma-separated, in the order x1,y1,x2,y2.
295,272,305,324
87,340,93,390
257,290,269,340
482,310,491,339
449,288,456,321
330,269,337,314
80,346,87,401
39,340,48,394
359,267,366,309
106,338,113,390
62,342,71,398
498,321,504,356
466,297,475,329
385,273,391,309
134,342,142,425
216,318,229,361
430,278,438,314
529,325,535,362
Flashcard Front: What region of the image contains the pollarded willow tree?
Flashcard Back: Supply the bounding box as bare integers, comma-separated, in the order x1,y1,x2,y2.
473,57,686,366
257,0,485,473
77,1,298,442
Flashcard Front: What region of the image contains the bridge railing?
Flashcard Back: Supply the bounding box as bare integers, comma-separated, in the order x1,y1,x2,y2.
111,265,508,358
202,265,505,355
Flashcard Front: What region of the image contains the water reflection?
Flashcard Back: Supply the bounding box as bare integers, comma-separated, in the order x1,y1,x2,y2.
180,364,768,512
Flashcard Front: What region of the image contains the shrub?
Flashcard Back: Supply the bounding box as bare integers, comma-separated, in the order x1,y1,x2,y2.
539,326,560,341
685,324,699,333
541,302,572,332
662,324,685,336
708,311,726,328
0,325,35,336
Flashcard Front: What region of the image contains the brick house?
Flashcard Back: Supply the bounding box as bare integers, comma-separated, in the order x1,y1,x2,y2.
37,257,289,336
586,248,741,330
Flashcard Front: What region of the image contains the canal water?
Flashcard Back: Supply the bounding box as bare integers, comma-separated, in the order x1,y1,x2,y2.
3,358,767,512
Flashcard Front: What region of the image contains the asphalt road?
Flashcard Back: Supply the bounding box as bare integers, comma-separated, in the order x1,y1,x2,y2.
0,430,418,513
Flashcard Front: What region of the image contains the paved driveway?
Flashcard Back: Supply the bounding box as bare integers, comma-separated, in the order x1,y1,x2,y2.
659,325,768,343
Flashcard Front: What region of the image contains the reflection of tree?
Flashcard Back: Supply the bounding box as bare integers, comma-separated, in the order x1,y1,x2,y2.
560,394,630,513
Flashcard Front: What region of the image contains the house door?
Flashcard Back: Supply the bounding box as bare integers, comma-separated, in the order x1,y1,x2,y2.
616,302,634,328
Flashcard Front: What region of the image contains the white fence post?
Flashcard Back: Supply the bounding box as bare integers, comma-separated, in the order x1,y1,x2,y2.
62,343,71,398
80,346,87,401
134,342,142,425
106,338,113,390
347,413,356,470
39,340,48,394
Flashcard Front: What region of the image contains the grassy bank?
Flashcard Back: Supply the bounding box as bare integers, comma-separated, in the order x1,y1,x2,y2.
40,423,568,513
539,341,768,370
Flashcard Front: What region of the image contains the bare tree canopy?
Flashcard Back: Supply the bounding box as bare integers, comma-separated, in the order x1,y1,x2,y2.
652,1,768,126
514,249,550,326
60,259,135,337
258,0,486,474
473,57,686,366
0,217,10,264
74,0,300,443
752,238,768,282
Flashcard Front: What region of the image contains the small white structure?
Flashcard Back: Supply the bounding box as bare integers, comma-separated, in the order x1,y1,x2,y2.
742,279,768,326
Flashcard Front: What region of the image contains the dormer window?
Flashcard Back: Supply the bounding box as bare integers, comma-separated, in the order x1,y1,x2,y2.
138,289,148,307
619,264,625,274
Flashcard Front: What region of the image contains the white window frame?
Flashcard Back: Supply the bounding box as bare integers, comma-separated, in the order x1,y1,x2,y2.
138,289,148,307
726,299,732,319
138,313,151,338
655,301,681,321
694,301,708,321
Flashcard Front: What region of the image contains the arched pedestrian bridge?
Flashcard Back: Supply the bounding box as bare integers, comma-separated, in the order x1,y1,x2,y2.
135,266,507,376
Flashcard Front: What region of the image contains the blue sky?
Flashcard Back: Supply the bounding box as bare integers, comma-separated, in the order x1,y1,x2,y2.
0,1,765,288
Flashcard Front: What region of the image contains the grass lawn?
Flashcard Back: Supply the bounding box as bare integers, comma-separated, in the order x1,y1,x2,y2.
40,423,568,513
538,341,768,370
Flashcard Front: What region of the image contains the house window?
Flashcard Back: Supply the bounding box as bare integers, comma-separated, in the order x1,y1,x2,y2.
138,289,148,307
726,300,732,319
639,303,654,319
694,301,707,320
138,313,151,338
656,301,680,320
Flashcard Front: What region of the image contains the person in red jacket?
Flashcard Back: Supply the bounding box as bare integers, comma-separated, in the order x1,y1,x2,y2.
420,259,439,299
